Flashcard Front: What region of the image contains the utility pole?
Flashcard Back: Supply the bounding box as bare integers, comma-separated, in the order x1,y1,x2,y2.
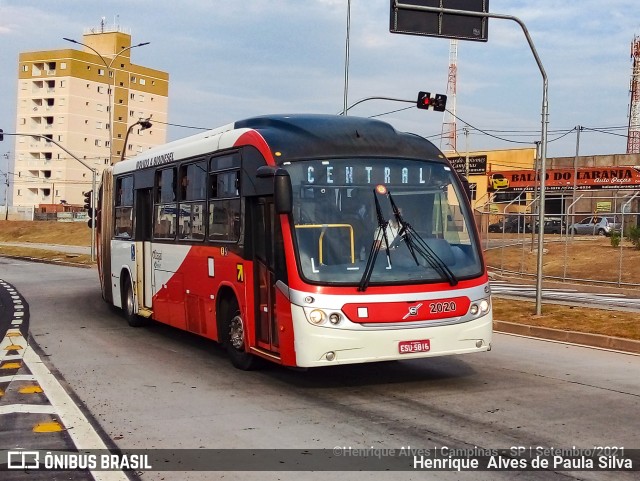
2,173,8,221
2,151,10,220
571,126,582,238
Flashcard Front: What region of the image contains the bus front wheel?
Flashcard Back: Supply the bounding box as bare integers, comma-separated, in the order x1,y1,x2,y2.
224,301,258,370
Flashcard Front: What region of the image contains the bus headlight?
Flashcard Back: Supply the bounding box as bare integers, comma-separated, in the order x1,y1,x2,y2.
469,299,490,317
329,312,342,325
308,309,326,325
479,299,490,313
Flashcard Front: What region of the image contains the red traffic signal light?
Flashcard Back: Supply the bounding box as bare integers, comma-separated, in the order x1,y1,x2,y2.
416,91,431,109
416,91,447,112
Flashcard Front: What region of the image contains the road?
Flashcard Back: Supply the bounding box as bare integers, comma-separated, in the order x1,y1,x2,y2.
0,258,639,480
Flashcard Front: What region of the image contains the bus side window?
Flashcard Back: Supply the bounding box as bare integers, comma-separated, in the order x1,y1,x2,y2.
178,161,207,241
154,167,177,239
114,175,134,238
209,170,240,242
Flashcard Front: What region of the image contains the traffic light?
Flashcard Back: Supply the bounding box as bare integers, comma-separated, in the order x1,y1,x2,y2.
416,92,447,112
0,129,4,141
432,94,447,112
416,91,431,110
83,190,92,210
83,190,95,228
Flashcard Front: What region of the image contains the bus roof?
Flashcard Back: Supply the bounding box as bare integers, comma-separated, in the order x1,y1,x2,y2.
114,114,445,175
235,114,444,163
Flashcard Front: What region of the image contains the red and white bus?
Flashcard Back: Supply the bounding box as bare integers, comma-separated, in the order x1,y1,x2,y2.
96,114,492,369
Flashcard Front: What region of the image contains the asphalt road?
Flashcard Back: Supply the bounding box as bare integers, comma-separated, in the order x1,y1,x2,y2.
0,258,639,481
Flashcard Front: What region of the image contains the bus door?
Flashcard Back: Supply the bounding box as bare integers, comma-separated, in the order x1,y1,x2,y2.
135,188,153,308
253,197,279,353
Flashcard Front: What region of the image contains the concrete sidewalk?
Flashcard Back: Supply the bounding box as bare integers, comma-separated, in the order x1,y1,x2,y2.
494,320,640,355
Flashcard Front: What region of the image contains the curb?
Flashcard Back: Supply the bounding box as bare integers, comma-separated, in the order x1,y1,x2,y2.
494,320,640,355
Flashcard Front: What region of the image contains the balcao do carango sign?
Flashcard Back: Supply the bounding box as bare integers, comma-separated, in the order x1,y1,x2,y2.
489,166,640,191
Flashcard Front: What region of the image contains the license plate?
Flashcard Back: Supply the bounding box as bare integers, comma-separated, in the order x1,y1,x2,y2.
398,339,431,354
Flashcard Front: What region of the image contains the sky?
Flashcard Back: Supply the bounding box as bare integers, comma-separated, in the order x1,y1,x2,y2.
0,0,639,204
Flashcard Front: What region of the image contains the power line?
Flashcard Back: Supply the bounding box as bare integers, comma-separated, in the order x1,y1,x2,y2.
151,119,209,131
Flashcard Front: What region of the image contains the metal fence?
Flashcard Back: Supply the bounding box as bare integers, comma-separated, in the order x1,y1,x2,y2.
0,207,88,222
0,206,35,221
475,192,640,288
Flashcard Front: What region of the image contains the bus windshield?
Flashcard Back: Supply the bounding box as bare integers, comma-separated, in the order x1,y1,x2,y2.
285,158,483,286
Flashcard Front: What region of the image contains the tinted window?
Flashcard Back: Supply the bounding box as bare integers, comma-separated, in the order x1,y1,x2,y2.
178,161,207,240
114,175,133,238
154,168,177,239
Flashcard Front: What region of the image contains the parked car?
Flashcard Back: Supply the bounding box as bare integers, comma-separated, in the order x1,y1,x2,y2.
488,216,529,233
568,216,621,236
532,217,566,234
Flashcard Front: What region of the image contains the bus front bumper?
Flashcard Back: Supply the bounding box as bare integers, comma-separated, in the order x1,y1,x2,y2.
291,306,493,368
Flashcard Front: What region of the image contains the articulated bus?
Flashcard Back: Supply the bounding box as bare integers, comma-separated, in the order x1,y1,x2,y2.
96,114,492,369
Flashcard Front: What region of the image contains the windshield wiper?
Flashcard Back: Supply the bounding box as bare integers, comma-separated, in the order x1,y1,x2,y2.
358,189,392,292
387,191,458,286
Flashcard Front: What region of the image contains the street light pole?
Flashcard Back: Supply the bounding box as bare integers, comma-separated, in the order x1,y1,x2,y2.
121,118,153,162
62,37,150,164
342,0,351,116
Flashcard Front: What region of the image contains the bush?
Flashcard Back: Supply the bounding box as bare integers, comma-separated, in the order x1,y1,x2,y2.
610,231,621,247
627,225,640,250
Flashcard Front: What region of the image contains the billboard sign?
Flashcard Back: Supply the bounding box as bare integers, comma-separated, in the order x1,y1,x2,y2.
486,166,640,192
447,155,487,175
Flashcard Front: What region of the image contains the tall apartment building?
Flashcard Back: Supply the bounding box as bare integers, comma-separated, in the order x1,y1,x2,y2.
12,26,169,208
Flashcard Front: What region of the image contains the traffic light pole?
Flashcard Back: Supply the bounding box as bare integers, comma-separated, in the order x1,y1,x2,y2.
1,132,96,262
394,2,549,315
339,96,414,115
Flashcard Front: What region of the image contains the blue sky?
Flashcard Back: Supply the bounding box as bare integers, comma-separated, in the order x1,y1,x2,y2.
1,0,639,202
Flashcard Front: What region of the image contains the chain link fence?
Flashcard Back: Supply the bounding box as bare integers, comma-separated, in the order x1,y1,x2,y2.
475,192,640,288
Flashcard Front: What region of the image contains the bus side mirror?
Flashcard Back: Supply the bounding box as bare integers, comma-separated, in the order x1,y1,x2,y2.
256,166,292,214
274,169,293,214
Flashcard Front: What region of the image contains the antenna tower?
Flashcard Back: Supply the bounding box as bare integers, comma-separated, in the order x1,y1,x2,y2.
628,35,640,154
440,39,458,153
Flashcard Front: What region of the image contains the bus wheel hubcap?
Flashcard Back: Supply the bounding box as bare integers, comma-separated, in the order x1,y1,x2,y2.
229,316,245,351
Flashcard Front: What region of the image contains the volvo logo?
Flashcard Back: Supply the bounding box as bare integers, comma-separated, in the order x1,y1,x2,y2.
403,303,423,320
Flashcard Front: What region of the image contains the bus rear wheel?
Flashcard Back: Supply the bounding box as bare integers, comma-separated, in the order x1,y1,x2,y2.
123,277,146,327
224,302,258,370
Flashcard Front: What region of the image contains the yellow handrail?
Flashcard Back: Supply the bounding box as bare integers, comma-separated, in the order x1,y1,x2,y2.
294,224,355,264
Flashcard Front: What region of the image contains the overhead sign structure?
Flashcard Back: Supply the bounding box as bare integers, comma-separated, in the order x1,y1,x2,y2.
390,0,489,42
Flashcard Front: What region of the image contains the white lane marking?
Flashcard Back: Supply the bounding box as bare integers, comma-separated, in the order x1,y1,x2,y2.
0,374,36,383
23,345,130,481
1,354,23,361
0,404,57,415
